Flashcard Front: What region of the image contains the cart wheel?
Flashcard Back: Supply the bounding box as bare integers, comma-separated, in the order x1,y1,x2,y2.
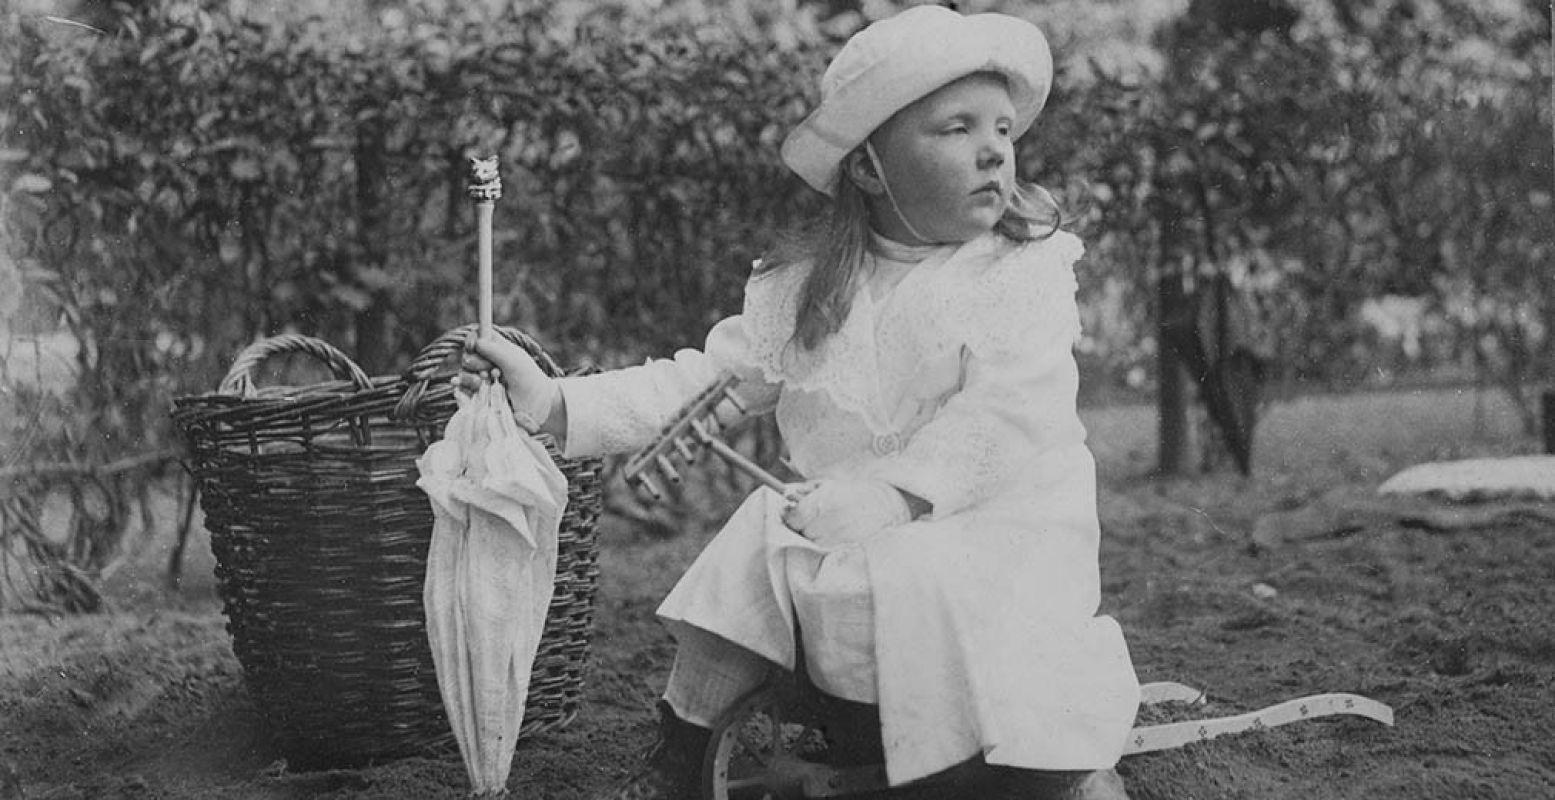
703,682,831,800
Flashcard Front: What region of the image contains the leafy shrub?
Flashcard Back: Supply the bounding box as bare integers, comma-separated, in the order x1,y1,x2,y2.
3,0,832,607
1,0,1550,607
9,0,1548,451
4,2,831,440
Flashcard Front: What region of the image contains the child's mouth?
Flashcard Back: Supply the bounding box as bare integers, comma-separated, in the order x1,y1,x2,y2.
972,182,1003,197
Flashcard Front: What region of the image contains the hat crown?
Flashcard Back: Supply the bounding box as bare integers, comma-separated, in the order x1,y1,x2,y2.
821,6,970,98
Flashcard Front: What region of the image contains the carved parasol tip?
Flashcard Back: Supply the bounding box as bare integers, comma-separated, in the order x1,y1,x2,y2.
467,155,501,202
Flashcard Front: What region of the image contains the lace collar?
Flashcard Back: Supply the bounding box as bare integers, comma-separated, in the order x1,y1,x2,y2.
743,232,1019,430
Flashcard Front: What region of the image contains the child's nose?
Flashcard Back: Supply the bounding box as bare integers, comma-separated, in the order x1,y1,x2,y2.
976,142,1006,171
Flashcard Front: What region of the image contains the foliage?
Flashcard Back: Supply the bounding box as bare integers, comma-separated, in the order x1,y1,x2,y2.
3,0,831,607
11,0,1542,428
1324,0,1555,429
5,1,827,425
1027,0,1552,422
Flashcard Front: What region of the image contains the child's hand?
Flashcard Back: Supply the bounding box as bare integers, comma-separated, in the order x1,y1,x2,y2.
455,330,560,434
781,479,911,546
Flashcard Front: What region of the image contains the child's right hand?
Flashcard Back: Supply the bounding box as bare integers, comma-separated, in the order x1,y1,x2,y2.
781,479,911,546
455,330,560,434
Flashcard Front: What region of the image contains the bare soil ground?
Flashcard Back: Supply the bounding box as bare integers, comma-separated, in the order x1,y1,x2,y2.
2,387,1552,799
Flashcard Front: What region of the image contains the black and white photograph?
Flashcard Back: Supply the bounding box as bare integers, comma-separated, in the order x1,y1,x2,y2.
1,1,1551,798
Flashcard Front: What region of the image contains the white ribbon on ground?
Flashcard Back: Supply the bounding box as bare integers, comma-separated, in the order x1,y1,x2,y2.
1126,681,1394,756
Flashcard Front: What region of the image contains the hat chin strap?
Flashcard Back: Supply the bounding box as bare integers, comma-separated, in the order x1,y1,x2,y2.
865,141,934,245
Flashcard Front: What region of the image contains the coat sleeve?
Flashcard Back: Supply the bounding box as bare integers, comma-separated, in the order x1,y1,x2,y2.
864,237,1089,518
554,315,780,459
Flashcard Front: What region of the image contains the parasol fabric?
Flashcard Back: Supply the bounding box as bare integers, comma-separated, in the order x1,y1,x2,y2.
417,381,568,795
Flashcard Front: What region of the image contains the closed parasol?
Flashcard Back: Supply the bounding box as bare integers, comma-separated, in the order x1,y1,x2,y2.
417,156,567,796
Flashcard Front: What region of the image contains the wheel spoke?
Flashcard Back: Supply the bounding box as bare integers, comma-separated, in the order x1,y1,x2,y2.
709,687,809,800
767,701,788,741
770,720,792,756
727,781,774,800
751,713,777,762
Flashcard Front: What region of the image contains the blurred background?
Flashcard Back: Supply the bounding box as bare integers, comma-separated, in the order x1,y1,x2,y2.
1,0,1551,612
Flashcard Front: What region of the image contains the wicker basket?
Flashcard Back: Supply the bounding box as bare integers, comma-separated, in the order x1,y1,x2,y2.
172,328,602,770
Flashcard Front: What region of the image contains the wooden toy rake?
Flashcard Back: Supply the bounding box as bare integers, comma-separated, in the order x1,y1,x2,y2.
622,375,799,504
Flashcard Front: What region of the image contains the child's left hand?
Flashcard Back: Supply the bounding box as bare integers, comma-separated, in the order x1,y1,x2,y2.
781,479,911,546
454,329,560,434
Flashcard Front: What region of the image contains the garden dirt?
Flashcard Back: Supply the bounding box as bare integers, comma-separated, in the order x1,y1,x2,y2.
2,390,1552,799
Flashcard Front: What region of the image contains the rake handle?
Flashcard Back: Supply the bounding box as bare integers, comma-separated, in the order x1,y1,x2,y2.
624,376,798,503
693,421,796,501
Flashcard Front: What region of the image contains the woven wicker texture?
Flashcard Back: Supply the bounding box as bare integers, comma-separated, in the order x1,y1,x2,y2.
172,328,601,770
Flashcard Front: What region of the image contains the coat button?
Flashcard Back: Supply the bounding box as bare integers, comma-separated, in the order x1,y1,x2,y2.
872,432,901,456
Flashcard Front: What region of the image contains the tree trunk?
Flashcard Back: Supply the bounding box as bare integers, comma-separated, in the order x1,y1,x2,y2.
1157,272,1197,476
354,115,393,374
1543,391,1555,455
1157,348,1198,476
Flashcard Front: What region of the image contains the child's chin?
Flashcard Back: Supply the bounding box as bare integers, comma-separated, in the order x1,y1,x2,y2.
913,207,1003,243
947,212,1002,239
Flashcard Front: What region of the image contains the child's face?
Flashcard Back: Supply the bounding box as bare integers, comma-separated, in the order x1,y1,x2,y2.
866,73,1018,244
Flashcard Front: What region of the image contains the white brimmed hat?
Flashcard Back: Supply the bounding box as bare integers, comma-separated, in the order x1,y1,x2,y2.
781,5,1054,195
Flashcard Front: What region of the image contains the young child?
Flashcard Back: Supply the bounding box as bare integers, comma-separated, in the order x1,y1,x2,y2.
460,6,1139,798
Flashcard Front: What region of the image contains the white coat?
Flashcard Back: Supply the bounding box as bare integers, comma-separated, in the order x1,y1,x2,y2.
556,230,1139,785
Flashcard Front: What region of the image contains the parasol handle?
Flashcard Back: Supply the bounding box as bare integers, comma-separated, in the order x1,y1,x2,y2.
467,156,502,340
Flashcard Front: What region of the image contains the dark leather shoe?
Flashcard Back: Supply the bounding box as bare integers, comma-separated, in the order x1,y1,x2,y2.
594,700,713,800
815,693,886,768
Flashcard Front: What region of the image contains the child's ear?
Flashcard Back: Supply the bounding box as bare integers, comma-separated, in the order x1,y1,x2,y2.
843,150,886,196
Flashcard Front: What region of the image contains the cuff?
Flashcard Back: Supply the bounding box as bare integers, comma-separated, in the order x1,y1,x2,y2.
554,375,608,459
866,458,970,520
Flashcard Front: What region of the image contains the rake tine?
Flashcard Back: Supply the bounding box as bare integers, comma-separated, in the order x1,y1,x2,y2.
632,473,664,501
655,454,683,485
621,375,796,505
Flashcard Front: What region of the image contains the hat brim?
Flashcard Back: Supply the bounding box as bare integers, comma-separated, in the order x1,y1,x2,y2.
782,10,1053,196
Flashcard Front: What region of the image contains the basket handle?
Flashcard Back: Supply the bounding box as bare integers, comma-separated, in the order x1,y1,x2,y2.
393,323,563,420
218,334,374,398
